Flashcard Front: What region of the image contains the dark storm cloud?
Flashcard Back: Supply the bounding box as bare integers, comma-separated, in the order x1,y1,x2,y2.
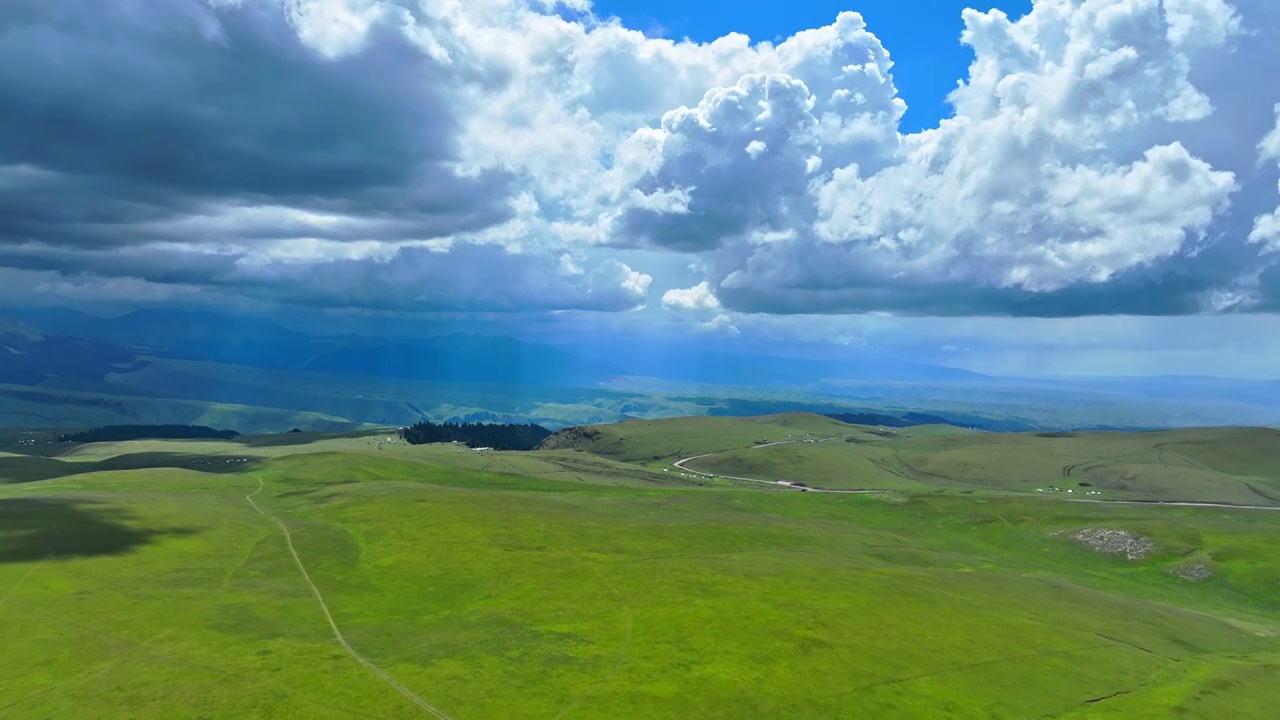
712,232,1265,318
0,242,242,285
0,238,650,314
0,0,513,250
225,244,651,313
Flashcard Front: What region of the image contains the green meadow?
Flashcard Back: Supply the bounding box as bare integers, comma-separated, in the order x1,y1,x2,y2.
2,416,1280,718
668,418,1280,505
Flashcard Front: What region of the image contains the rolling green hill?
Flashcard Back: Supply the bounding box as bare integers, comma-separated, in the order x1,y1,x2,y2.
546,414,1280,507
536,412,859,463
1,422,1279,717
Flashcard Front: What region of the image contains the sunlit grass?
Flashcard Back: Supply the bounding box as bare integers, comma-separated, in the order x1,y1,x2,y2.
1,444,1279,717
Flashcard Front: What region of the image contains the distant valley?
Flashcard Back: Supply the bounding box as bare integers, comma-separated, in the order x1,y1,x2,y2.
2,307,1278,434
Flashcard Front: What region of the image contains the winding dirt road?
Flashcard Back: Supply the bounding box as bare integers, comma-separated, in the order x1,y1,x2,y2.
1063,498,1280,511
672,436,881,494
246,477,453,719
673,438,1280,510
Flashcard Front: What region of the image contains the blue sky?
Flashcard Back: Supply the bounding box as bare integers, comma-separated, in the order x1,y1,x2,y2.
591,0,1033,132
0,0,1279,378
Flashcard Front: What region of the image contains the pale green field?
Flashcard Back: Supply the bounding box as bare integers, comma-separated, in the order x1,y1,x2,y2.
33,416,1280,505
595,418,1280,506
538,412,866,464
2,417,1280,717
49,435,688,489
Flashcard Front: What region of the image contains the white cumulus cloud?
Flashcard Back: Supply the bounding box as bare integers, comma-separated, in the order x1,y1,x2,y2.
700,313,740,335
1251,104,1280,252
662,281,722,310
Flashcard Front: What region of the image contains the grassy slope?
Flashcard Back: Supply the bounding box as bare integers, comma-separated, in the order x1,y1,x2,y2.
8,432,699,490
46,413,862,478
612,417,1280,505
540,413,860,464
37,414,1280,503
0,448,1278,717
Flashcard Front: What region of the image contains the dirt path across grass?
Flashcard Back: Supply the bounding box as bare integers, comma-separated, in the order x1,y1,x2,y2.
0,557,45,609
246,477,453,719
673,436,881,494
1064,498,1280,512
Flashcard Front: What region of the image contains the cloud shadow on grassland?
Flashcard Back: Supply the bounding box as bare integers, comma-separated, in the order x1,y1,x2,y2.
0,497,194,564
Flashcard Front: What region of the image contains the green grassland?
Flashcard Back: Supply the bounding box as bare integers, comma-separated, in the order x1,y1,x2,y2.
29,433,691,490
1,417,1280,717
537,413,863,464
592,417,1280,506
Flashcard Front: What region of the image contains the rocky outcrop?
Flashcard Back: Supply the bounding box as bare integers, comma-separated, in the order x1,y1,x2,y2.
1072,528,1155,560
535,426,603,451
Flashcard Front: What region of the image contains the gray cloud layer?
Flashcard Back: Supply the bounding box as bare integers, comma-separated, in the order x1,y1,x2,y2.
0,0,1277,319
0,0,508,236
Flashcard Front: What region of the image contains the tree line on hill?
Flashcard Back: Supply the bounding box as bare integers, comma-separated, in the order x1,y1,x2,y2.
400,421,551,451
58,424,241,443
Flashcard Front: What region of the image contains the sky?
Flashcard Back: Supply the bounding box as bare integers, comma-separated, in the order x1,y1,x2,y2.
1,0,1280,378
591,0,1034,131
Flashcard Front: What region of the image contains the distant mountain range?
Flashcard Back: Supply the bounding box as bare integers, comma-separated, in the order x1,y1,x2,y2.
2,307,982,388
1033,375,1280,409
826,412,956,428
0,321,146,386
0,306,1277,433
5,308,624,387
612,347,987,386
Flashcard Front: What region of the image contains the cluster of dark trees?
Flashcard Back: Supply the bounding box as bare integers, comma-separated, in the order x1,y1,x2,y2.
58,424,241,443
401,421,551,451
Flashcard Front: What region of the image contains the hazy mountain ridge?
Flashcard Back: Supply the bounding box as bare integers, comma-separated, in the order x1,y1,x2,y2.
0,323,147,386
0,307,1277,433
6,307,984,389
7,308,625,386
